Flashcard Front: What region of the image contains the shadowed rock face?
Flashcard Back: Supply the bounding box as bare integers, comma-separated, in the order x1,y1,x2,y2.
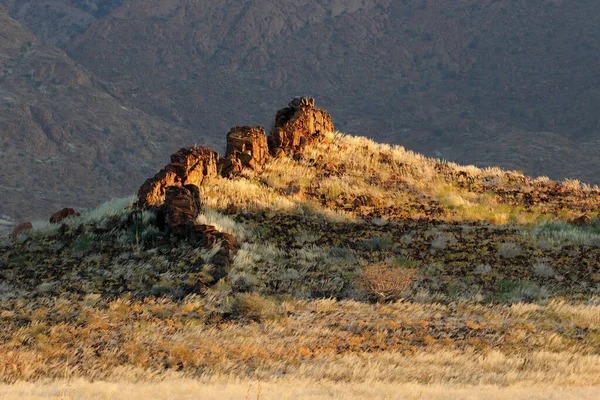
49,208,79,223
164,184,202,231
225,126,269,171
136,146,219,208
10,222,32,239
268,97,334,157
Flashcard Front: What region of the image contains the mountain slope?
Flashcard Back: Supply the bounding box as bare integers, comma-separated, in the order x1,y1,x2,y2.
62,0,600,182
0,8,210,227
0,0,127,46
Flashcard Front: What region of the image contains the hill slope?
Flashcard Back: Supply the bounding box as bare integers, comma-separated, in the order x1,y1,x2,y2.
0,8,217,228
1,103,600,393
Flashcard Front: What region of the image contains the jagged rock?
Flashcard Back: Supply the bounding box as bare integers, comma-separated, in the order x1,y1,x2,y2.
268,97,334,156
225,126,269,171
50,208,79,223
218,157,243,178
10,222,32,239
137,146,219,208
190,224,237,280
164,185,202,231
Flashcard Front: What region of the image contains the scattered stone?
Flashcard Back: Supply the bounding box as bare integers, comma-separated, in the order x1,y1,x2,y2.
50,208,79,223
10,222,33,239
570,214,592,226
353,194,378,208
268,97,334,156
137,146,219,208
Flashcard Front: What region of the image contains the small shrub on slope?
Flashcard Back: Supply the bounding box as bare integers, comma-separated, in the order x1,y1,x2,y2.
356,263,417,302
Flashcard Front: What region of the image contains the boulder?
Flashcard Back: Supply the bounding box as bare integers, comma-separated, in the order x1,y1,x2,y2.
137,146,219,208
218,157,244,178
570,214,592,226
268,97,334,157
10,222,33,239
225,126,269,171
190,224,238,280
50,208,79,223
164,184,202,231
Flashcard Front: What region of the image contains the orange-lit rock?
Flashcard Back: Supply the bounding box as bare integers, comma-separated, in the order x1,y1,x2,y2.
268,97,334,157
225,126,269,171
136,146,219,208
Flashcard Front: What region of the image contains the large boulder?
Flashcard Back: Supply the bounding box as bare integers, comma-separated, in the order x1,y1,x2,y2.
268,97,334,157
50,208,79,223
164,184,202,232
137,146,219,208
10,222,32,239
225,126,269,171
190,224,237,280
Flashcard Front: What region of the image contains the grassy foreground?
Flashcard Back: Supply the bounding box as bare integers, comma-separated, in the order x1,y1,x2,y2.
2,379,600,400
2,131,600,397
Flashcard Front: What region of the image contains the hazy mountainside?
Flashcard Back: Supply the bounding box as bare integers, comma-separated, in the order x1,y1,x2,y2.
0,0,126,46
63,0,600,181
0,8,207,227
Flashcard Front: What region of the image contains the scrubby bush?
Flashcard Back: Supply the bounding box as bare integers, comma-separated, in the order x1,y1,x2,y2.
229,293,279,321
498,242,522,258
356,264,417,302
532,220,600,247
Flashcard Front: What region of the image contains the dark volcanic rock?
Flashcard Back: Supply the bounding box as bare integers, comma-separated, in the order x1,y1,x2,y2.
10,222,32,239
49,208,79,223
164,184,202,232
190,224,237,280
137,146,219,208
268,97,334,157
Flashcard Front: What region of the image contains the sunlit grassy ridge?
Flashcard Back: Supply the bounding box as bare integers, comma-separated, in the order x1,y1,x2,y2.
202,131,600,224
2,130,600,395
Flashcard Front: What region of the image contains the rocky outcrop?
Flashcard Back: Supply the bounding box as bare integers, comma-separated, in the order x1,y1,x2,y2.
164,184,202,232
136,146,219,208
268,97,334,158
10,222,32,239
224,126,269,171
50,208,79,223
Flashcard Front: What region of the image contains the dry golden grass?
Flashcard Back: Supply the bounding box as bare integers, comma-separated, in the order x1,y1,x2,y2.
2,296,600,387
1,378,599,400
356,264,417,301
198,131,599,225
